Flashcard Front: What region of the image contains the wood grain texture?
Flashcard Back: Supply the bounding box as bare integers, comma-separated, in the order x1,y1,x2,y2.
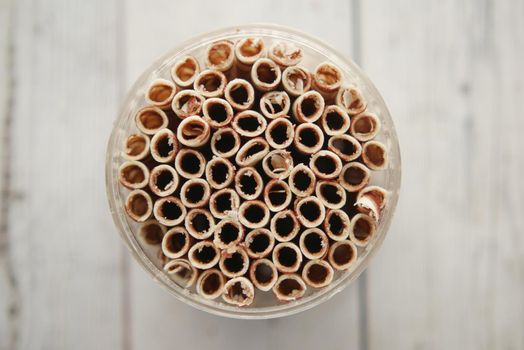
0,1,14,348
1,0,523,349
4,0,125,349
124,1,362,349
361,0,524,349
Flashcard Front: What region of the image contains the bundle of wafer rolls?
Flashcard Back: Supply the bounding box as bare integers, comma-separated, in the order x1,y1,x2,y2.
120,36,389,306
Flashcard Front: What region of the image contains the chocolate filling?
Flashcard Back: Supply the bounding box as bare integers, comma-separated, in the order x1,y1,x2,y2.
277,246,297,267
254,263,274,285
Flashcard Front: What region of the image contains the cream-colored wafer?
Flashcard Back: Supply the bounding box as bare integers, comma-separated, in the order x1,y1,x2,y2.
265,117,294,149
161,227,192,259
249,258,278,292
122,133,150,161
328,240,357,271
171,55,200,88
150,128,178,163
272,274,306,302
238,200,270,229
149,164,179,197
244,228,275,259
234,167,264,200
302,260,334,288
119,160,149,189
153,196,187,226
145,78,176,109
295,196,326,228
270,210,300,242
272,242,303,273
125,189,152,222
135,106,168,135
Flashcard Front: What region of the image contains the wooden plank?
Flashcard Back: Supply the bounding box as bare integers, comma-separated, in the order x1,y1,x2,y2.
0,0,14,348
124,1,363,349
361,0,524,349
6,0,125,349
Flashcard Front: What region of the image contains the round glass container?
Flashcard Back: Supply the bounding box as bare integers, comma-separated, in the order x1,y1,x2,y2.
106,23,401,319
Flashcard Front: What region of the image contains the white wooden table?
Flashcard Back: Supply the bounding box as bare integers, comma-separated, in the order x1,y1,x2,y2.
1,0,523,349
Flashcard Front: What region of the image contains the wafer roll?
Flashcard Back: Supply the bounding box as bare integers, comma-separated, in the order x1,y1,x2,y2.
161,227,192,259
323,209,351,241
196,268,225,300
315,181,346,209
213,219,244,251
310,150,343,180
262,150,293,179
234,37,266,75
273,274,306,302
294,123,324,155
234,167,264,200
328,134,362,162
135,106,168,135
149,164,179,197
282,65,311,96
119,161,149,189
272,242,302,273
180,178,210,208
355,185,388,220
174,149,206,179
320,105,351,136
362,140,388,170
193,69,227,98
171,90,205,119
224,78,255,111
268,41,303,67
295,196,326,228
302,259,334,288
312,62,343,100
176,116,211,148
205,40,235,75
349,213,377,247
350,112,381,142
235,137,269,167
336,84,367,115
145,78,176,109
231,110,267,137
265,117,294,149
210,127,241,158
219,245,250,278
202,98,234,128
150,128,178,163
188,241,220,270
264,179,292,212
185,208,215,240
209,188,240,219
205,157,235,190
339,162,370,192
249,258,278,292
259,91,291,119
139,220,166,245
164,259,198,287
251,58,281,92
328,240,357,271
238,200,270,229
222,277,255,307
123,133,150,161
125,189,152,222
292,90,325,123
299,228,329,260
288,164,316,197
153,196,187,226
244,228,275,259
270,209,300,242
171,55,200,89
